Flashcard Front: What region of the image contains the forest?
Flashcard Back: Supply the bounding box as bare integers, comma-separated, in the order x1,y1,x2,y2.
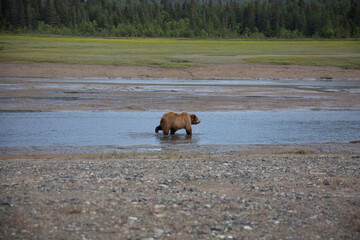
1,0,360,38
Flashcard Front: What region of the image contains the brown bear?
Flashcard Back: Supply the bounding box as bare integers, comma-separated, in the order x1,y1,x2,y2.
155,111,200,135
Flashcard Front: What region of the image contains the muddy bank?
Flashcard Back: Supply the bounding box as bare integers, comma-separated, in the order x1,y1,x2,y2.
1,149,359,239
1,62,360,80
1,62,359,112
1,77,360,112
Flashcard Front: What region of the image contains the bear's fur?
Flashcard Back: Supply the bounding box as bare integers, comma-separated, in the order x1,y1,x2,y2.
155,111,200,135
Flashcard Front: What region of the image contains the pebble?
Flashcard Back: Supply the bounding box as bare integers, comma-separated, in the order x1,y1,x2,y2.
323,179,331,185
244,226,253,230
154,228,164,235
128,216,138,222
158,184,169,189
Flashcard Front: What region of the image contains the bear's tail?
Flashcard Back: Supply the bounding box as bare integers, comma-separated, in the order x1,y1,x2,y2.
155,125,162,133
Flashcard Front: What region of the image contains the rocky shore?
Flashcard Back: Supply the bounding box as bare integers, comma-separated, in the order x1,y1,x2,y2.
1,148,359,239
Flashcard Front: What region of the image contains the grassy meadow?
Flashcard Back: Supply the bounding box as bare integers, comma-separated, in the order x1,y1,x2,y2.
0,35,360,69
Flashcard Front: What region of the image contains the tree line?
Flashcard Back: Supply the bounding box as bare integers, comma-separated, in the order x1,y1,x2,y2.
1,0,360,38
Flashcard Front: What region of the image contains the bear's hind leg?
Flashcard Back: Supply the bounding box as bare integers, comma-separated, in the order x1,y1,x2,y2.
170,128,177,135
162,126,170,135
155,125,162,133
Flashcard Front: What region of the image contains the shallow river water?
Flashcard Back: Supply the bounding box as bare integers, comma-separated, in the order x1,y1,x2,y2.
1,110,359,150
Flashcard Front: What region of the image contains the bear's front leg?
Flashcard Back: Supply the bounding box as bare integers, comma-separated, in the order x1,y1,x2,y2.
186,128,192,135
170,128,176,135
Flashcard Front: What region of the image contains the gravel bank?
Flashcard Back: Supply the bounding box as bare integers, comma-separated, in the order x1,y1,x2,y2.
1,149,359,239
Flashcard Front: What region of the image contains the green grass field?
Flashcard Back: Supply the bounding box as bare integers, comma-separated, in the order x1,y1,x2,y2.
1,35,360,69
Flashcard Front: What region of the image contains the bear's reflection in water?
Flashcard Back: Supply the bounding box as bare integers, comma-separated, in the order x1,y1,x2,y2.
156,133,200,145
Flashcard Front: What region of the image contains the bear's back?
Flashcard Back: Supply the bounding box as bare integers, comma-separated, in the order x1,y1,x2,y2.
161,111,189,128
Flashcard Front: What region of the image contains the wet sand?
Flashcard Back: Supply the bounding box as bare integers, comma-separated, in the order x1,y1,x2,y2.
1,62,360,112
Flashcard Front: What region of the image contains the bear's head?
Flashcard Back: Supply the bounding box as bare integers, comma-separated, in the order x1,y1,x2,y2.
189,113,200,125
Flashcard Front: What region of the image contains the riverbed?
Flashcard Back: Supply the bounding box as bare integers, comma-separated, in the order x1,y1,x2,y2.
1,77,360,112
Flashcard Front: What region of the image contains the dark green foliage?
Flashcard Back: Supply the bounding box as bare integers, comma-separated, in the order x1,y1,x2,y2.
1,0,359,38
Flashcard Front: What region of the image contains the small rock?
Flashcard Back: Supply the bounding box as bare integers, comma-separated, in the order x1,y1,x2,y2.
158,184,169,189
154,228,164,235
128,216,138,222
244,226,252,230
323,179,331,185
210,227,222,231
154,204,166,210
265,204,272,210
189,187,196,192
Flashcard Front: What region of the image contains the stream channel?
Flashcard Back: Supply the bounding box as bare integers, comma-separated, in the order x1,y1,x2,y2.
1,110,359,153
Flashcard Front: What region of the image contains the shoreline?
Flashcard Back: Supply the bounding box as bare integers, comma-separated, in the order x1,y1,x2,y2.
2,142,360,156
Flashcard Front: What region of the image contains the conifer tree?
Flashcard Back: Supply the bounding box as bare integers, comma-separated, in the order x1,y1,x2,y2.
45,0,59,26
